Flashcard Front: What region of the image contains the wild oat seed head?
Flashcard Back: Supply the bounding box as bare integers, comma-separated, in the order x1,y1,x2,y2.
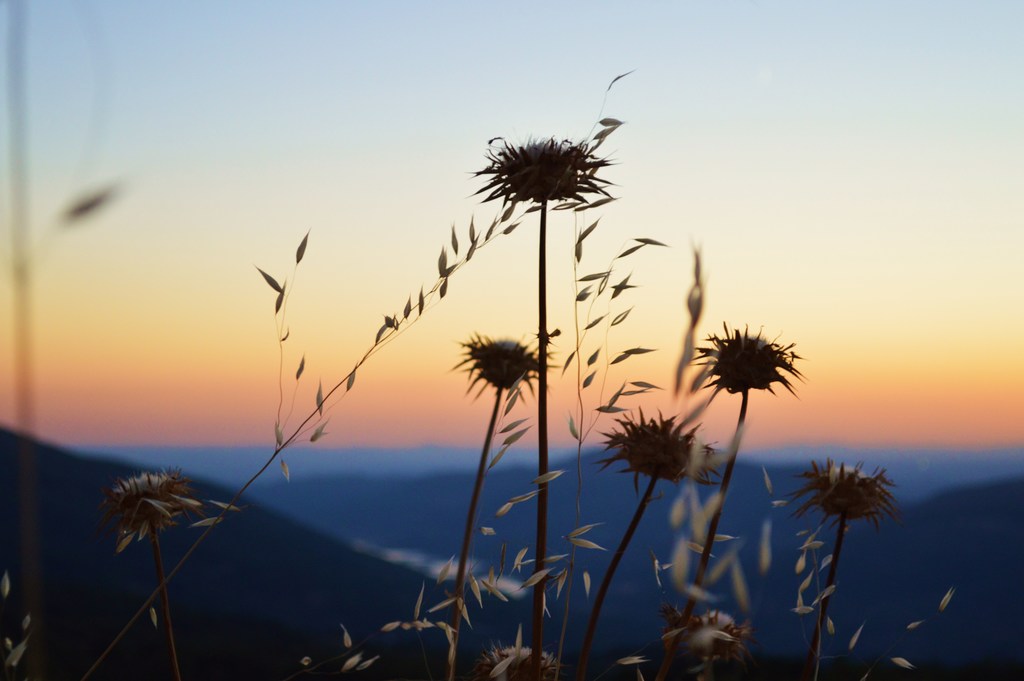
470,645,559,681
676,609,754,663
791,459,898,528
100,470,203,552
600,410,716,488
697,324,802,395
475,136,612,206
457,334,540,394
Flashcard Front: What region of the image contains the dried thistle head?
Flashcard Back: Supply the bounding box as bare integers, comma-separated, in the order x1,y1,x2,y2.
457,334,540,394
100,470,203,552
665,608,753,664
697,324,802,395
791,459,898,528
475,136,612,206
600,410,716,488
469,645,558,681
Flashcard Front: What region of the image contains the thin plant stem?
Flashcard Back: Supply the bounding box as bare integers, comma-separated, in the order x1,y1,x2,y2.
576,474,659,681
655,390,749,681
447,387,504,681
150,536,183,681
554,239,589,679
799,510,849,681
531,199,550,676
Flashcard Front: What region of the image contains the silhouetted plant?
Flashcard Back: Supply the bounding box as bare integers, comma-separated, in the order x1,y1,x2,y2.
791,460,897,681
575,412,715,681
476,131,614,673
470,642,559,681
662,606,754,681
447,335,539,680
60,77,967,681
657,325,802,681
100,470,204,681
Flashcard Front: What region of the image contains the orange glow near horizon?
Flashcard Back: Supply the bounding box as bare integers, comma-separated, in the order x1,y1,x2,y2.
10,328,1022,451
2,3,1022,455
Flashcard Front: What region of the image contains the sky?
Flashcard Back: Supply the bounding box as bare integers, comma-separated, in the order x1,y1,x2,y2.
1,1,1022,454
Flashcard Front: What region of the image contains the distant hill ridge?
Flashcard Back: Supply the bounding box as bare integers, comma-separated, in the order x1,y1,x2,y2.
3,428,1023,674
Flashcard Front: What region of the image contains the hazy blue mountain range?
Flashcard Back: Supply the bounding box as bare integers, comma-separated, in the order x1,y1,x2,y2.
4,429,1023,679
97,442,1024,505
247,446,1024,666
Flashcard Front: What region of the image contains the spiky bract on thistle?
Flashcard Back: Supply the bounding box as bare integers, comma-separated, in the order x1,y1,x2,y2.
457,335,540,394
475,137,612,206
469,645,559,681
100,470,203,553
697,324,802,395
600,411,716,489
661,606,754,664
791,459,898,528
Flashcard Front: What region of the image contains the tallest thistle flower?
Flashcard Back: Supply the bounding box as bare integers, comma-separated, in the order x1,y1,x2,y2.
476,135,612,672
475,137,612,205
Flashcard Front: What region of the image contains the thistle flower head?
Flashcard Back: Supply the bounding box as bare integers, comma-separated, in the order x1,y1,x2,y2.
469,645,558,681
697,324,802,395
791,459,898,528
457,334,540,394
475,136,612,206
661,607,754,664
100,470,203,553
600,410,716,488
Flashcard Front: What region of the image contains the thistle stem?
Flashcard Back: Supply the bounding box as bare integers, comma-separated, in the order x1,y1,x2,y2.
531,200,550,676
655,390,748,681
576,474,658,681
799,510,848,681
150,535,183,681
447,387,504,681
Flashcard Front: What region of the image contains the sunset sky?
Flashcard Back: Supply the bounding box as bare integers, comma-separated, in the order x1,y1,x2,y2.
1,1,1021,453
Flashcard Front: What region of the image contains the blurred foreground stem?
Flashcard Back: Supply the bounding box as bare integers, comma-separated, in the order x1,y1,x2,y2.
7,0,47,676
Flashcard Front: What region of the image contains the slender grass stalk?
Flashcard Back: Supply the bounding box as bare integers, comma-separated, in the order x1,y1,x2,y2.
799,510,849,681
82,212,519,679
531,199,550,678
447,387,504,681
554,234,591,679
150,536,183,681
576,474,658,681
655,390,749,681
